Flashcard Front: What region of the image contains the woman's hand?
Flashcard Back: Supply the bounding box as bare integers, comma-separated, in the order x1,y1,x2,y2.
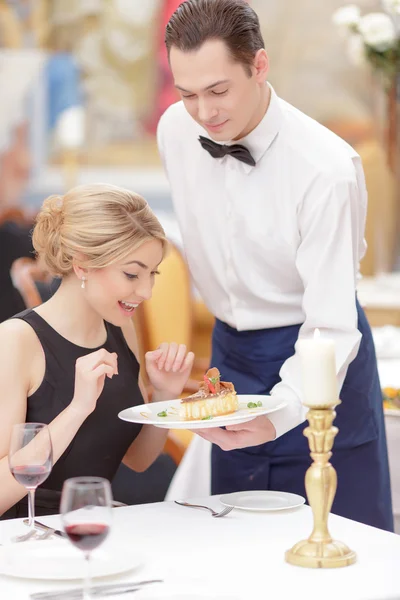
145,343,194,400
70,349,118,417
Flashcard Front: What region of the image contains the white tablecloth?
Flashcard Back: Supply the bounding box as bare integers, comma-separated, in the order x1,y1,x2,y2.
0,499,399,600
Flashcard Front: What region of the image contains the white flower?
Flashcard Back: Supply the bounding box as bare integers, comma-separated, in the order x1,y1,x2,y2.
382,0,400,16
332,5,361,31
358,12,397,51
79,0,102,16
347,34,367,67
113,0,159,26
105,28,148,62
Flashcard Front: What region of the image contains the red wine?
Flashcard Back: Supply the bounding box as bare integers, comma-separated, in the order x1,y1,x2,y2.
65,523,109,552
11,465,50,488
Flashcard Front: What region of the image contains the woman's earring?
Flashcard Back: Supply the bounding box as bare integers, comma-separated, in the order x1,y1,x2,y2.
81,277,86,289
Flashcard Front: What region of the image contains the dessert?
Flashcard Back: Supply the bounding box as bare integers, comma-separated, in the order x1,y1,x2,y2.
180,367,238,421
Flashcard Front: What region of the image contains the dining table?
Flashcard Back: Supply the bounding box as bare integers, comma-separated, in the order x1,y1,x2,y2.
0,495,399,600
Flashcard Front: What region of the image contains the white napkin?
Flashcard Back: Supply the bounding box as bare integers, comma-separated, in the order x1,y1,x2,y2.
165,436,211,501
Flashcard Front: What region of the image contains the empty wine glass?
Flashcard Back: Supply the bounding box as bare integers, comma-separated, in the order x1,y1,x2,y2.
60,477,112,599
9,422,53,541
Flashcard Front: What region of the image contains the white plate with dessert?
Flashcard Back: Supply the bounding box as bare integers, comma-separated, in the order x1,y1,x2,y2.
118,368,287,429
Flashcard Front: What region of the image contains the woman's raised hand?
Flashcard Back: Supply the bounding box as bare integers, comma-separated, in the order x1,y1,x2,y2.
70,349,118,416
145,343,194,400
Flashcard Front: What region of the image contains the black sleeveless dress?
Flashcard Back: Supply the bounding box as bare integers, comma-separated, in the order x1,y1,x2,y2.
2,308,143,519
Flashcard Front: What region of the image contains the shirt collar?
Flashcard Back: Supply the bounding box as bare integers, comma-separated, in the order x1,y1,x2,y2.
234,83,283,174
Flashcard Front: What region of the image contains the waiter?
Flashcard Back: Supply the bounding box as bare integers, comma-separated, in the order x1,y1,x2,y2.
157,0,393,530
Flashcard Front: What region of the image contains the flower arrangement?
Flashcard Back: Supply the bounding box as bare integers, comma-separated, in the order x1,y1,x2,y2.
382,387,400,410
333,2,400,84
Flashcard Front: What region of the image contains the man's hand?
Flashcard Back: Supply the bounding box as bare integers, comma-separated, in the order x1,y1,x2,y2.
193,415,276,450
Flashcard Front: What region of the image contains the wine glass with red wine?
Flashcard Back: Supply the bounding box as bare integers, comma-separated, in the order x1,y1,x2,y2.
9,423,53,540
60,477,112,599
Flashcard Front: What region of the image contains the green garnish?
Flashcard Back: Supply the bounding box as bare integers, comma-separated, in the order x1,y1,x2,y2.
247,401,263,409
202,415,213,420
157,410,168,417
209,377,219,385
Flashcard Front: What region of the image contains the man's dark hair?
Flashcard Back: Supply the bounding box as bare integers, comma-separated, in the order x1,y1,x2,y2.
165,0,265,75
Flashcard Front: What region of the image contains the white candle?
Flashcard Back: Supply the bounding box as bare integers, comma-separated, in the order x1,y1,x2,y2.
296,329,338,407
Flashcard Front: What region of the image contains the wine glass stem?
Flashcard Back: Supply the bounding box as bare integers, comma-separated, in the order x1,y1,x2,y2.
27,489,36,532
83,553,91,599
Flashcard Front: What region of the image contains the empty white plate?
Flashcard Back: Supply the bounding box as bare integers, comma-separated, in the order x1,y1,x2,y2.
0,539,142,580
220,490,305,512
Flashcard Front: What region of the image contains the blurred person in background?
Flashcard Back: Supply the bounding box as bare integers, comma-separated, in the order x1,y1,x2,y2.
157,0,393,530
0,183,194,518
0,122,35,322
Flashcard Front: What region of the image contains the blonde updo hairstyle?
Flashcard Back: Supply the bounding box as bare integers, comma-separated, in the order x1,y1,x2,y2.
32,183,167,277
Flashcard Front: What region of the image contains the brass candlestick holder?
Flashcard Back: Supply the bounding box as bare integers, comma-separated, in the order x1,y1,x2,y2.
285,401,357,568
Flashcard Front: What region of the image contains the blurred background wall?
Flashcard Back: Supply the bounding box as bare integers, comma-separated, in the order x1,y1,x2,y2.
0,1,386,208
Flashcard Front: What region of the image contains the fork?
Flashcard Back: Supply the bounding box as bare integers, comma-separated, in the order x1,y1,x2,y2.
174,500,233,517
13,528,53,543
23,518,66,538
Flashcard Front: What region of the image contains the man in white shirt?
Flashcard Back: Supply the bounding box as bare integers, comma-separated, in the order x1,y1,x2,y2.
157,0,393,530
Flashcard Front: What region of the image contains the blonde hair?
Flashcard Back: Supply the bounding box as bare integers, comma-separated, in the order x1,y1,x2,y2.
32,183,167,277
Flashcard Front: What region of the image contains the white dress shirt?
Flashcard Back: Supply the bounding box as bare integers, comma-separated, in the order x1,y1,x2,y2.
157,85,367,438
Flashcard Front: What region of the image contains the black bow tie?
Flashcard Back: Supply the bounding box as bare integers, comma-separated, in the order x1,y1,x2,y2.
198,135,256,167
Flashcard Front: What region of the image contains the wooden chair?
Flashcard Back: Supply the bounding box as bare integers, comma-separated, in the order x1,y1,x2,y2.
133,241,209,390
10,257,52,308
133,242,213,462
0,207,33,228
136,241,193,347
163,431,188,466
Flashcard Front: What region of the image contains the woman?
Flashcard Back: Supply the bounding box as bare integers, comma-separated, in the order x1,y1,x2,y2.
0,183,194,518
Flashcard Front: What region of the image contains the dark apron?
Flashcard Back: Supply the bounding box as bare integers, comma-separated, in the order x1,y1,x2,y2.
211,300,394,532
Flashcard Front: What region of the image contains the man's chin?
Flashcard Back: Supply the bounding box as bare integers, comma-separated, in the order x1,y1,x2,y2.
207,127,244,143
201,120,230,140
207,129,232,142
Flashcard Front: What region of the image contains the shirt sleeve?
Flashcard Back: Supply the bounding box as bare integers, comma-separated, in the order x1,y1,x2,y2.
268,160,367,438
